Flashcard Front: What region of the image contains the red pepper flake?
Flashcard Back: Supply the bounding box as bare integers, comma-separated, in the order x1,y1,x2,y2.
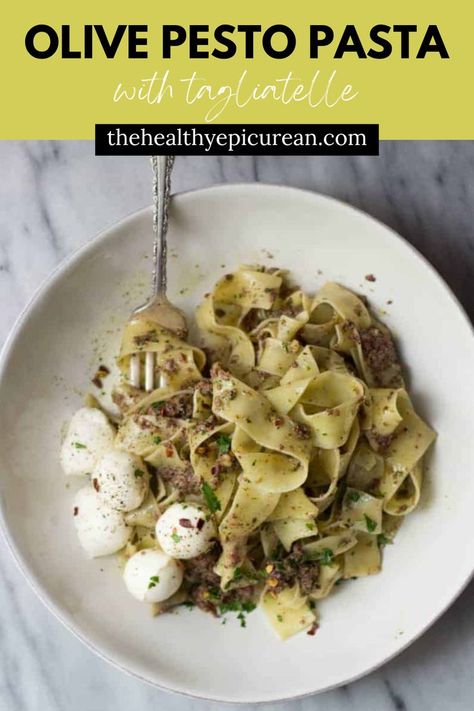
91,364,110,389
365,274,376,282
179,518,193,529
196,518,205,530
307,622,320,636
165,447,174,458
73,506,79,516
92,478,100,492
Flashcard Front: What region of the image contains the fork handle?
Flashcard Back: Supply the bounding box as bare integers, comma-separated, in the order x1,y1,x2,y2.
152,155,175,298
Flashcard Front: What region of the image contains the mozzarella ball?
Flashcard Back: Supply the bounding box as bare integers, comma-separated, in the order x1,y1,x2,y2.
60,407,115,477
155,503,216,560
94,449,148,512
73,486,132,558
123,549,183,603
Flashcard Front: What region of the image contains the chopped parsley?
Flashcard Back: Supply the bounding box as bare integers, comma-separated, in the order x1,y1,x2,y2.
348,491,361,502
171,531,181,543
364,514,377,533
237,612,247,628
208,587,222,601
216,433,232,455
134,469,145,478
73,442,86,449
181,601,195,609
218,600,256,628
319,548,334,566
242,601,257,613
218,601,240,614
202,482,221,513
277,614,284,623
232,567,243,581
305,522,315,531
153,435,162,445
377,533,391,546
218,600,256,615
152,401,165,411
148,575,160,589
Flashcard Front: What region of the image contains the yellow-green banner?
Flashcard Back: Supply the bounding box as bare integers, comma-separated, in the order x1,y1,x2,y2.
1,0,471,138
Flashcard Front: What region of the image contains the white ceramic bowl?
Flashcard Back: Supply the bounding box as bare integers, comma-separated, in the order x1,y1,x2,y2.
1,184,473,703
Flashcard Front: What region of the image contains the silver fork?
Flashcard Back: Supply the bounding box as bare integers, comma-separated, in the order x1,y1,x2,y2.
128,155,187,392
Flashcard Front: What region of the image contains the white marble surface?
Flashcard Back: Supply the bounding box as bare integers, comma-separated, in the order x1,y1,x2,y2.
0,142,473,710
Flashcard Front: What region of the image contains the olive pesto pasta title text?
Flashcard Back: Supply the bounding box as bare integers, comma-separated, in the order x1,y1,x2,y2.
24,24,449,60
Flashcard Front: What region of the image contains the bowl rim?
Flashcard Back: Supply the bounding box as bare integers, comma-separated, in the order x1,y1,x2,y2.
0,182,473,704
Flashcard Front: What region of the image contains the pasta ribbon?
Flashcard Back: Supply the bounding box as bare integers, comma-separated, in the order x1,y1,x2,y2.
195,267,282,377
268,488,319,551
108,265,436,640
292,371,365,449
118,318,205,389
261,586,316,640
343,533,381,578
212,366,312,493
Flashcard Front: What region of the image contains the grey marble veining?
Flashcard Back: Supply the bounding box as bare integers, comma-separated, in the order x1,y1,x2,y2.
0,142,473,711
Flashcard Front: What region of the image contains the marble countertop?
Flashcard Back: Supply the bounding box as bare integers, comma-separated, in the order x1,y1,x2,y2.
0,142,473,711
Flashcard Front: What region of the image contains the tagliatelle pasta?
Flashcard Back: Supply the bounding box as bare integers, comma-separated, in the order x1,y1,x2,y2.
66,264,436,640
